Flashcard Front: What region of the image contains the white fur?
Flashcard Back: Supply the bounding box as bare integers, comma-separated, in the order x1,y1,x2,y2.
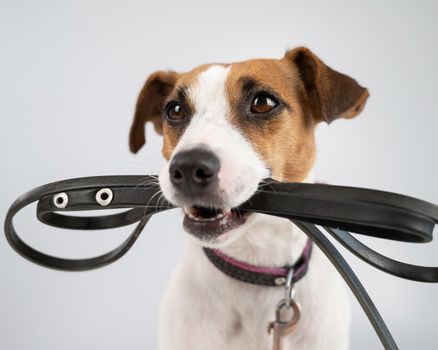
158,65,350,349
159,65,269,213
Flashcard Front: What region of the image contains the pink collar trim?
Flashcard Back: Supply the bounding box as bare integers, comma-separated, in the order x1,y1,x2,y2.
204,238,313,286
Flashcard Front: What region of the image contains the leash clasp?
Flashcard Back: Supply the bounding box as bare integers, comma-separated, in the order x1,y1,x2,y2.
268,298,301,350
268,268,301,350
284,267,295,306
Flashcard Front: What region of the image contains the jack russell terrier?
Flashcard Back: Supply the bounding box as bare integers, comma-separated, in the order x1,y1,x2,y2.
129,47,369,350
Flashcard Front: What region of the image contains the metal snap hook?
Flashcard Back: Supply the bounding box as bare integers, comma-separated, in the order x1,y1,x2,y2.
268,298,301,350
96,188,113,206
53,193,68,209
284,268,295,307
274,298,301,326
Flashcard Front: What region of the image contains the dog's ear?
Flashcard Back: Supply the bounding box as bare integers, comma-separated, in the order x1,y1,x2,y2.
284,47,369,123
129,71,179,153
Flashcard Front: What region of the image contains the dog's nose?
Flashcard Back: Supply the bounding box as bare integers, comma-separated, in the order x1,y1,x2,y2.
169,149,220,193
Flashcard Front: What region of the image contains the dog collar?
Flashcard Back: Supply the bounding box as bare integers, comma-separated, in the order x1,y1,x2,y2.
203,238,313,287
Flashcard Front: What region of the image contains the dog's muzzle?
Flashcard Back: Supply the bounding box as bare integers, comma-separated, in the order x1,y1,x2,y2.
167,148,251,241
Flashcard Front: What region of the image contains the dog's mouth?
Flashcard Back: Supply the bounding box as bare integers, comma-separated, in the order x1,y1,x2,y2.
183,205,250,240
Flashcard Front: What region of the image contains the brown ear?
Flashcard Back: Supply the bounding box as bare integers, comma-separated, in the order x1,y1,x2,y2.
129,71,179,153
284,47,369,123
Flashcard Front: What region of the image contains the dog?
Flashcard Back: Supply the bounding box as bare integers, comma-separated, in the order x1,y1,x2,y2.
129,47,369,350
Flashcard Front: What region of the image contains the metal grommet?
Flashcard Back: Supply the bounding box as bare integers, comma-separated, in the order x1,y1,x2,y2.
53,193,68,209
274,277,287,286
96,188,113,207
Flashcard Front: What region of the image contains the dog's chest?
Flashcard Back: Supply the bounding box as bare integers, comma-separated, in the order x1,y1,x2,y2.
161,250,284,349
159,219,350,350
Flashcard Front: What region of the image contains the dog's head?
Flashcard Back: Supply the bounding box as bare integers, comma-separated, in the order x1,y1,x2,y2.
129,47,368,246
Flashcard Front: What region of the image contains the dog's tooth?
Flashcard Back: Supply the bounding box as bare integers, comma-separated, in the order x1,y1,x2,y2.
184,206,230,222
188,212,197,220
184,207,194,215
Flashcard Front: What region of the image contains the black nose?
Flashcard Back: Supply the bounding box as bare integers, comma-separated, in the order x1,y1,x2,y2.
169,149,220,194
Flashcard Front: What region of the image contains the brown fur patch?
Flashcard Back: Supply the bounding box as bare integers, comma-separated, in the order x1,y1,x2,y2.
225,59,318,182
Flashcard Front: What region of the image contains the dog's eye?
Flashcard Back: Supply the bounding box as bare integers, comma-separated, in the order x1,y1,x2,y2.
251,93,278,114
165,102,186,122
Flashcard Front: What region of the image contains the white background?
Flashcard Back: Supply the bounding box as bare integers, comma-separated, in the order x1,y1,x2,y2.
1,0,437,349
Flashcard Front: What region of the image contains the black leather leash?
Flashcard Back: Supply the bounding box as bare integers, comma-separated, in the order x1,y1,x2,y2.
4,175,438,349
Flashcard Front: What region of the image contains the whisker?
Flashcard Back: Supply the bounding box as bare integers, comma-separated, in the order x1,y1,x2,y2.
140,189,164,221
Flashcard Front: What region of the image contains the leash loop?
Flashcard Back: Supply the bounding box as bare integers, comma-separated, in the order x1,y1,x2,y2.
3,175,438,349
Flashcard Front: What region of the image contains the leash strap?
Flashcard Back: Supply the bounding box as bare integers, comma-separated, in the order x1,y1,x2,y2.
4,175,438,349
4,176,171,271
293,221,398,350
